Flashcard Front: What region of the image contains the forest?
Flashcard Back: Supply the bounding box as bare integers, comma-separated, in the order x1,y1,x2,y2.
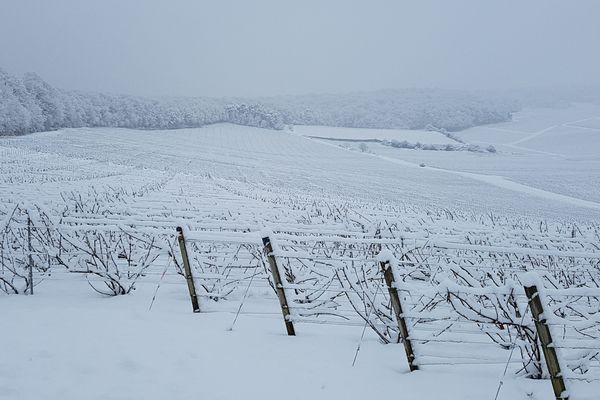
0,68,520,135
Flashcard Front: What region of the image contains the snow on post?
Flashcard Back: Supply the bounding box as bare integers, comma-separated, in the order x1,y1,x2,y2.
378,250,419,371
261,231,296,336
523,276,570,400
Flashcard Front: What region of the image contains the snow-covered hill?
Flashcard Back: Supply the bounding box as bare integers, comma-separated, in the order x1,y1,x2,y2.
1,104,599,400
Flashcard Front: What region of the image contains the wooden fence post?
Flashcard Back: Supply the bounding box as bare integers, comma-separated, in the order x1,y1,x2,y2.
262,235,295,336
176,227,200,313
27,215,33,295
524,285,569,400
380,260,418,371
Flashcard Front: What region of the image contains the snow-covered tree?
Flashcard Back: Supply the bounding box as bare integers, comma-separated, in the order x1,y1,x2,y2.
0,68,521,136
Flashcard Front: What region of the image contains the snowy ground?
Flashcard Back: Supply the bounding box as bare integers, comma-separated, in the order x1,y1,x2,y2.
2,105,600,219
0,281,569,400
314,103,600,208
1,104,600,399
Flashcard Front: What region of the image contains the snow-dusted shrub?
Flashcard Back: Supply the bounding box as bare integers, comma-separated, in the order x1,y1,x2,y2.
0,216,33,294
389,140,414,149
60,188,130,216
384,140,488,153
56,229,161,296
0,206,52,294
176,241,266,301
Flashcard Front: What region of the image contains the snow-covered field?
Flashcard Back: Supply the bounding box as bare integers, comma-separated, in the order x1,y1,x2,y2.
1,104,600,399
315,103,600,207
0,281,566,400
2,104,600,219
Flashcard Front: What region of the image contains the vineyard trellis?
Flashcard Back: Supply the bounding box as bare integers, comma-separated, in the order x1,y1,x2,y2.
176,226,598,399
1,203,599,400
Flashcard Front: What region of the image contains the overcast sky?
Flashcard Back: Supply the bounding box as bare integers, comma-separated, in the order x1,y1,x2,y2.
1,0,599,97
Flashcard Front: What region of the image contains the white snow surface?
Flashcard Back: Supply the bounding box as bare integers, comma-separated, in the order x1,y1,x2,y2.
1,103,600,400
2,105,600,219
0,281,581,400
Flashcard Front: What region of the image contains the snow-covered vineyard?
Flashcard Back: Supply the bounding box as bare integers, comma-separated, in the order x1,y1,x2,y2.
1,122,599,399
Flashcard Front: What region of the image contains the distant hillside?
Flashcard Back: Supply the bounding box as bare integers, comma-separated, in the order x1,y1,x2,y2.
263,89,519,132
1,68,519,136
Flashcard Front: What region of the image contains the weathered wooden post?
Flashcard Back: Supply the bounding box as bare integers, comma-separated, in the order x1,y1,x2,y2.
176,227,200,313
262,235,296,336
524,285,569,400
27,215,34,295
380,260,418,371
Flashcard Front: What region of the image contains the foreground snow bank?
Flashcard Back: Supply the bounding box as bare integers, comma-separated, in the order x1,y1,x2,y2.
1,281,588,400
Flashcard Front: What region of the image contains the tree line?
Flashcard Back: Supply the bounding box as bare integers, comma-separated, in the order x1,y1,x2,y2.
1,68,520,136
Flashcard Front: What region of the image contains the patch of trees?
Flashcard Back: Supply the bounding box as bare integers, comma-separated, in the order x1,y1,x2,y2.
385,139,497,153
264,89,520,132
1,68,519,136
0,69,283,135
225,103,284,130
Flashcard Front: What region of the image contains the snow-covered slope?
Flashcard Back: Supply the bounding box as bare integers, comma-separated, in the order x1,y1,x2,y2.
0,281,570,400
1,104,599,400
1,115,599,219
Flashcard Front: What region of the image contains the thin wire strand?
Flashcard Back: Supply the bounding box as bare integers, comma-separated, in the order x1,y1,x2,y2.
352,283,382,367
